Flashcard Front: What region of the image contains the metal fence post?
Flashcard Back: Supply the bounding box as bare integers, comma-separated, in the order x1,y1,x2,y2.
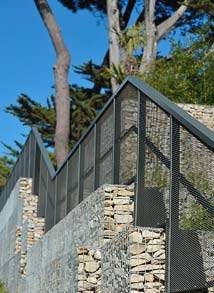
135,91,146,226
167,116,180,292
113,98,121,184
78,144,84,203
94,124,100,190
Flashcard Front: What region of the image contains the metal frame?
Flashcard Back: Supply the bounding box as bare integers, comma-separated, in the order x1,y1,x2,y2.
0,77,213,292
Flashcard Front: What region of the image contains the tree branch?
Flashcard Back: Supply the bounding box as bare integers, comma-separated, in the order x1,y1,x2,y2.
120,0,136,29
157,4,188,40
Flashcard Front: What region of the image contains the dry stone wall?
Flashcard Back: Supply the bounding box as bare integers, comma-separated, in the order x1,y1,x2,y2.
177,103,214,130
0,178,44,291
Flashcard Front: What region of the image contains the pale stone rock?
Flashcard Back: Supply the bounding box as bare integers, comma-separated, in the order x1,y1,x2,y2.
129,231,142,243
104,217,115,230
148,239,164,246
114,204,134,212
113,197,130,205
130,274,144,283
104,229,116,237
117,189,134,196
131,258,146,267
132,264,162,272
104,186,115,193
85,261,99,273
104,209,114,216
78,274,87,281
87,276,98,284
114,214,133,224
153,249,165,258
144,289,159,293
104,200,114,206
147,244,164,253
144,273,154,282
153,270,165,281
131,281,144,289
115,224,129,232
142,230,161,239
78,255,94,262
88,249,95,256
94,250,101,260
131,253,152,263
144,281,162,288
78,280,94,289
130,244,146,255
90,268,101,277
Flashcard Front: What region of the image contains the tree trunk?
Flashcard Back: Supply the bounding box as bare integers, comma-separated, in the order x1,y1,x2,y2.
139,1,187,73
107,0,121,92
34,0,71,167
139,0,157,73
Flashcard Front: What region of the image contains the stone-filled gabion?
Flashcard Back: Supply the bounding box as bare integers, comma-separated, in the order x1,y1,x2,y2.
78,227,166,293
128,228,165,293
77,247,101,292
104,184,134,243
16,178,45,277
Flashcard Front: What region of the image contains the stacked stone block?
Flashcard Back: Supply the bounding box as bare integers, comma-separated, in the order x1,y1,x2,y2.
77,247,102,292
104,184,134,242
15,178,45,277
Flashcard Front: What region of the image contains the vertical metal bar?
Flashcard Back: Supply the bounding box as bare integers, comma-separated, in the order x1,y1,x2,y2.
167,116,180,293
32,140,41,195
28,133,32,178
78,144,84,203
94,124,100,190
44,168,49,230
113,98,121,184
135,90,146,226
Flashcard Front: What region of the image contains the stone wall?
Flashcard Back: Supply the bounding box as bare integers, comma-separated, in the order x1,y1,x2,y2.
12,184,135,292
0,178,44,291
177,103,214,130
77,227,166,293
0,178,213,292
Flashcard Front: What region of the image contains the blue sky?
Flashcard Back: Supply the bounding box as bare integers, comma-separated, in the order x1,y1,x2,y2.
0,1,171,158
0,1,109,157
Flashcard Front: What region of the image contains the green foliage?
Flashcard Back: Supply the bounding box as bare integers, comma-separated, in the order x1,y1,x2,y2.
119,24,145,55
5,84,110,151
143,24,214,105
180,198,214,230
0,281,7,293
0,156,14,190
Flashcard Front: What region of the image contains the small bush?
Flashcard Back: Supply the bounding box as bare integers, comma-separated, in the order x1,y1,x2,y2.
0,281,7,293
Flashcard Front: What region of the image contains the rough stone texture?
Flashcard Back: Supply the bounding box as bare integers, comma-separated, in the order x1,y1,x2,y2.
0,178,44,291
13,184,133,292
101,227,166,293
177,103,214,131
77,247,101,292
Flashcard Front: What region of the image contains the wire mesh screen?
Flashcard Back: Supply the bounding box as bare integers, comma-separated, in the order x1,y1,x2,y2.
136,92,214,292
37,156,48,217
82,130,94,200
67,148,79,213
136,95,170,229
97,104,114,186
45,174,56,231
119,84,138,184
168,125,214,292
55,165,67,223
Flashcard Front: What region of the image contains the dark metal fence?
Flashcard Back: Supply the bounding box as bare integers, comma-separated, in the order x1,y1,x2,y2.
0,76,213,292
